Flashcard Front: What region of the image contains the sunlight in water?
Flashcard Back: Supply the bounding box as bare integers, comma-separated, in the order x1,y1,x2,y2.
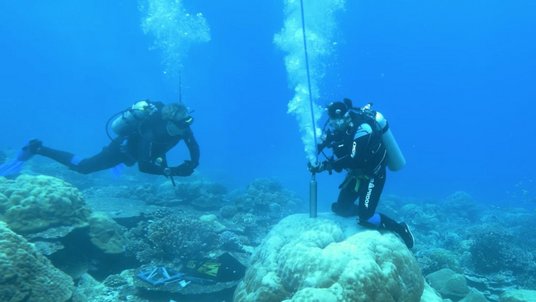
139,0,210,76
274,0,345,163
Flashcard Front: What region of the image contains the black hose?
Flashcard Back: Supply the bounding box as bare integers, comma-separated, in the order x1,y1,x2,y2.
105,110,128,141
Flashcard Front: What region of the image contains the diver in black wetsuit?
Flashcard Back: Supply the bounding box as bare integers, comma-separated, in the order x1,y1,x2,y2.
309,98,414,248
22,100,199,178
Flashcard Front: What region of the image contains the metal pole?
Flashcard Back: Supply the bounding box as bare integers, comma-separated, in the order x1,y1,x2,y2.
299,0,318,218
178,71,183,104
309,174,317,218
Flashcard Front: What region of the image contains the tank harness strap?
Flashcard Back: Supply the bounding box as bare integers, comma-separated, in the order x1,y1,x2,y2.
354,178,361,192
355,174,371,192
339,174,355,190
381,121,389,134
339,173,370,192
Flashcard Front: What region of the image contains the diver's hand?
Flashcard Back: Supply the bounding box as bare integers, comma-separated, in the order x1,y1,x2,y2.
172,160,195,176
163,167,173,177
308,160,333,174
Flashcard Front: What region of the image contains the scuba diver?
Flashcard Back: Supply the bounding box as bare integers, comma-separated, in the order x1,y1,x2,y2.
309,98,414,248
8,100,199,179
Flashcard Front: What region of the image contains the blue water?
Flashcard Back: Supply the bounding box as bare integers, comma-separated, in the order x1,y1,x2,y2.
1,0,535,208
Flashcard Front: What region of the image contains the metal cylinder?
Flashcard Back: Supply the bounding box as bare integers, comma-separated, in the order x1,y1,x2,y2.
309,176,317,218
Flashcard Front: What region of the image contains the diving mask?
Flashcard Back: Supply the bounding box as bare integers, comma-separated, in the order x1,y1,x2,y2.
166,115,193,136
172,116,194,129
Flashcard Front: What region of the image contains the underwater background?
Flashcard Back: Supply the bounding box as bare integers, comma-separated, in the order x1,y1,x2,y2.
1,0,535,206
1,1,536,301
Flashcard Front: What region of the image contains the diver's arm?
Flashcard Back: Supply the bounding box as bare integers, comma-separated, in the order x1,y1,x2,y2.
137,140,167,175
330,123,373,170
316,130,332,154
183,129,200,168
163,129,199,177
138,160,167,175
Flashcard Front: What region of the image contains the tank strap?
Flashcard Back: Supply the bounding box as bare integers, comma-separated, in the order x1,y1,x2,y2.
381,121,389,134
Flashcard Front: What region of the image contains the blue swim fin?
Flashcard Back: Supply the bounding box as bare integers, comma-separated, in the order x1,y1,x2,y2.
0,140,41,177
0,160,24,177
110,163,124,178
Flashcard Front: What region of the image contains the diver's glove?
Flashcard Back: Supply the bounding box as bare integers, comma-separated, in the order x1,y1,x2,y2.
308,160,333,174
171,160,196,176
19,139,43,161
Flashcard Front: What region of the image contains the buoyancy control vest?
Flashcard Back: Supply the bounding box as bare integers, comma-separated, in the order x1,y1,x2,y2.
333,108,385,172
324,103,406,172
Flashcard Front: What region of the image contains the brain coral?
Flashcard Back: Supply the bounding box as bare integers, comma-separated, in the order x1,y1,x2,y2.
0,175,90,233
234,214,423,302
0,221,74,302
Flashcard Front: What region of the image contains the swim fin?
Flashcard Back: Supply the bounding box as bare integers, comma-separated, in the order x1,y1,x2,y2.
0,140,42,177
0,160,25,177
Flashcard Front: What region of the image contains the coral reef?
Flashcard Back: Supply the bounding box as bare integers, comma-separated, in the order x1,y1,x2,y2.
399,203,440,232
126,209,220,264
0,175,90,233
459,290,489,302
163,179,228,210
425,268,470,301
440,191,481,222
500,289,536,302
233,178,300,217
83,183,160,205
469,226,535,276
102,178,231,208
419,283,444,302
84,177,228,210
416,247,462,275
0,221,74,302
398,191,536,298
88,212,127,254
25,158,101,190
234,214,423,302
222,178,304,243
71,273,144,302
4,170,535,302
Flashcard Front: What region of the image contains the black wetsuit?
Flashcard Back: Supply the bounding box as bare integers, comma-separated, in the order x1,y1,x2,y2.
318,110,414,246
319,111,387,225
37,102,200,176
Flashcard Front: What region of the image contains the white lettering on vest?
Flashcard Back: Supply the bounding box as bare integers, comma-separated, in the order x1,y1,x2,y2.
364,178,375,208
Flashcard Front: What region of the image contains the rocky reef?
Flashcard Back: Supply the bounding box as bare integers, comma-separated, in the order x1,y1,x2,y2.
2,171,536,302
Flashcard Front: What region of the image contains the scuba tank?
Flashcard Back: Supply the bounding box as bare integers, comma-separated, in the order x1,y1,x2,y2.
363,104,406,171
109,100,157,137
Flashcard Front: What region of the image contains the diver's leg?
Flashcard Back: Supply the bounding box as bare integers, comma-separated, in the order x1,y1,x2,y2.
37,141,125,174
357,170,414,248
331,176,360,217
357,171,386,225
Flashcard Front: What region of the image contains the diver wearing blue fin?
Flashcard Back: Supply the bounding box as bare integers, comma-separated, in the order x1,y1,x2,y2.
309,98,414,249
10,100,200,180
